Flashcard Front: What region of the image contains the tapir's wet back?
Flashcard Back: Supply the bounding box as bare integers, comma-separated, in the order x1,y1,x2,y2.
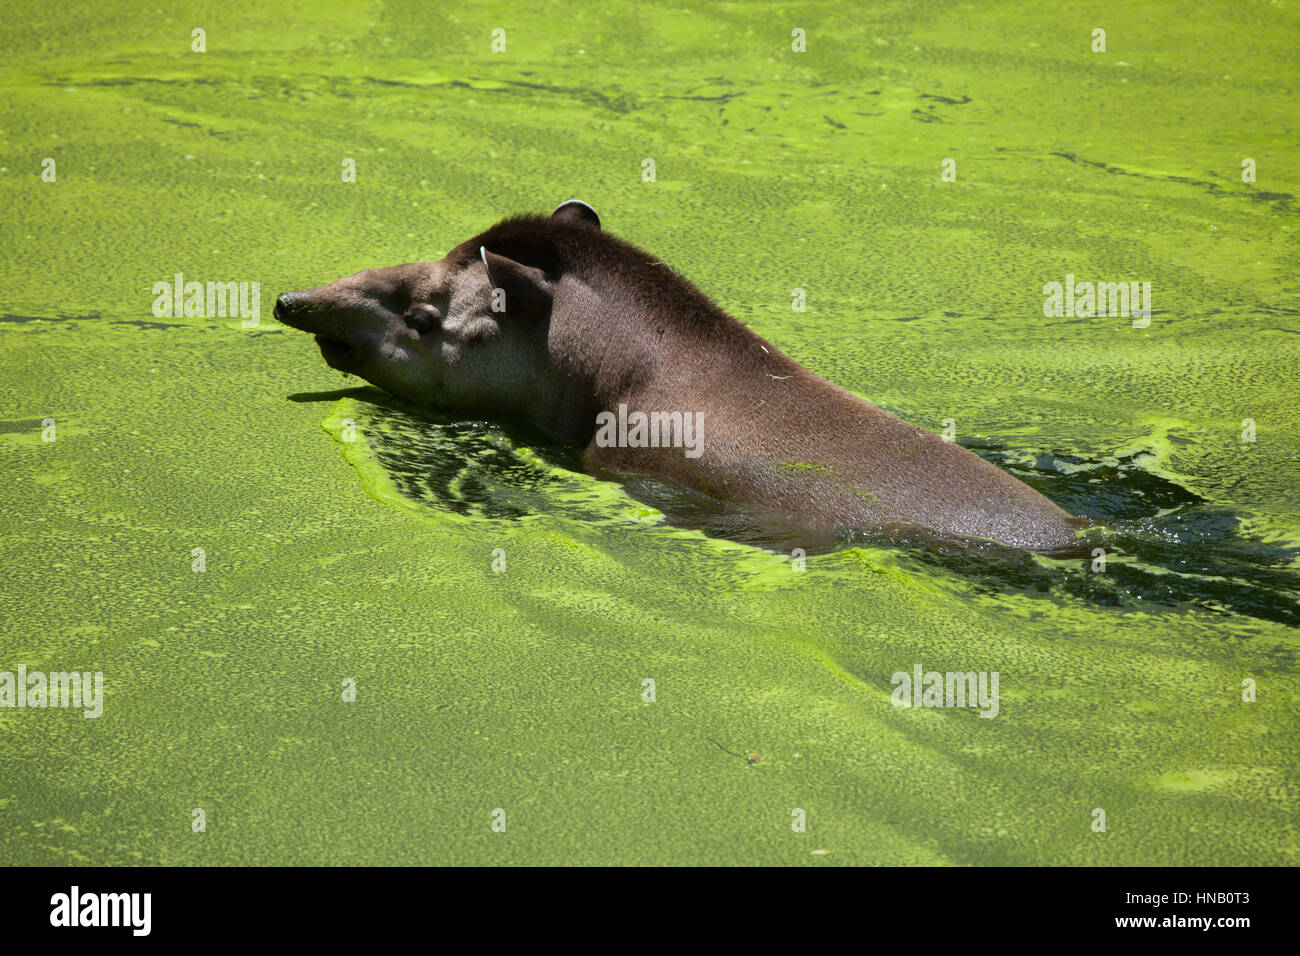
278,201,1082,553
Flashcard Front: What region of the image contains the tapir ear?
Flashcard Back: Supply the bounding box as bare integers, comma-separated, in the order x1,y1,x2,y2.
479,246,552,317
550,199,600,230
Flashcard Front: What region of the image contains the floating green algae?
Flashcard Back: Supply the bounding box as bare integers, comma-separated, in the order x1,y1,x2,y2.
1,0,1298,866
776,461,835,475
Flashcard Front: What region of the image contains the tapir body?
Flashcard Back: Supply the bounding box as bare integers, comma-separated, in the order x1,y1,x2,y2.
275,201,1082,552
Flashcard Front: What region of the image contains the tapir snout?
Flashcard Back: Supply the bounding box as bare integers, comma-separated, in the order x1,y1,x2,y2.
273,291,303,323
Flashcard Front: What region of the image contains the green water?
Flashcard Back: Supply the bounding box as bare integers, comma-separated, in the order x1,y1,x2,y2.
2,1,1298,865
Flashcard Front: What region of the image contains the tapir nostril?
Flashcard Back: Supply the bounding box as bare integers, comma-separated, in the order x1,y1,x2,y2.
274,292,299,322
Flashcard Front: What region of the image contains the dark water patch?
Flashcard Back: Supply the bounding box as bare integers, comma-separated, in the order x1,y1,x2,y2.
1,311,267,332
112,319,186,330
59,75,223,88
968,445,1205,520
0,418,48,434
288,385,377,404
1256,304,1300,319
0,313,91,324
1051,152,1296,213
919,92,971,105
910,443,1300,627
502,80,642,114
665,91,745,103
363,76,425,88
339,394,606,523
1053,151,1222,191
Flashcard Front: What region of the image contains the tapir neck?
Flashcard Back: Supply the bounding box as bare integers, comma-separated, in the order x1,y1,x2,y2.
532,282,676,444
536,281,829,445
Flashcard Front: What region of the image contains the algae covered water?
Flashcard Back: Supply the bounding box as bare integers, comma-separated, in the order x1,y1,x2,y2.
1,2,1297,865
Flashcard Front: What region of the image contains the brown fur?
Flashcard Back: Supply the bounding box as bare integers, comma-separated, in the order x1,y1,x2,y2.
277,205,1083,552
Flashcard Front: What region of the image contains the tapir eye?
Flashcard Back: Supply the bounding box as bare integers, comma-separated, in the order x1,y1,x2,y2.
403,304,440,334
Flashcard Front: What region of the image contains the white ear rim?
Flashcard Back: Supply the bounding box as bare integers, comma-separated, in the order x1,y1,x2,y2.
553,198,596,216
479,245,493,286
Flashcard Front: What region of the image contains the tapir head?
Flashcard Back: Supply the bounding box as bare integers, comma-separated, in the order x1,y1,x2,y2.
274,200,602,414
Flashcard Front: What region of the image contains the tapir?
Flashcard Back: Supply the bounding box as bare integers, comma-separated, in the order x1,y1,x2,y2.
275,200,1083,552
